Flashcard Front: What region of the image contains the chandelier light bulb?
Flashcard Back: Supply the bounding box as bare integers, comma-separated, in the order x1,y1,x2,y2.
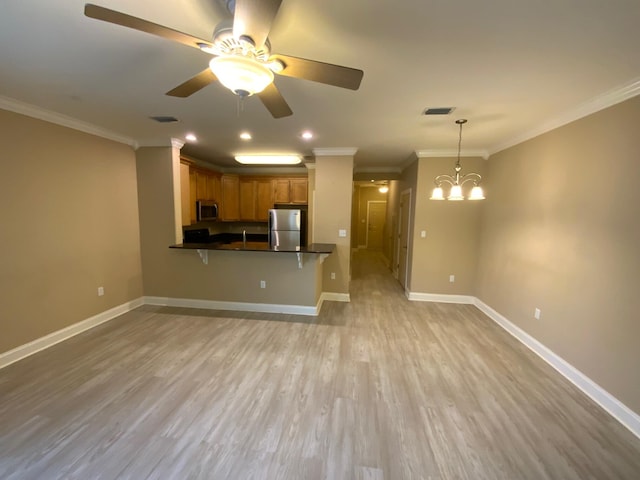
430,186,444,200
448,185,464,200
469,185,485,200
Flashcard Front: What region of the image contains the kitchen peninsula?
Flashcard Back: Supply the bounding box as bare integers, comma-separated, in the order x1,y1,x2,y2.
170,230,334,269
136,146,354,318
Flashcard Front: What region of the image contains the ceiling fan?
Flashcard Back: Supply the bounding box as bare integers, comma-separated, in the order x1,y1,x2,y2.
84,1,364,118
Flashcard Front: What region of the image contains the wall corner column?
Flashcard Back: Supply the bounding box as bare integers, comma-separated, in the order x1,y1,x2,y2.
312,148,356,298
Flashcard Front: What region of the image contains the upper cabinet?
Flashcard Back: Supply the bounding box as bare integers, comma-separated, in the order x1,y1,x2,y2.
289,178,308,204
180,161,307,224
274,177,308,204
180,162,191,226
220,174,240,221
239,177,275,221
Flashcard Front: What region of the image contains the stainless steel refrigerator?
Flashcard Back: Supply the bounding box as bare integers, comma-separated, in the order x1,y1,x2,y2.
268,208,305,249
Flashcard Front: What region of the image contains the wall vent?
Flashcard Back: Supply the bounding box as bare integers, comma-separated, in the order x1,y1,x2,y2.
149,115,179,123
422,107,455,116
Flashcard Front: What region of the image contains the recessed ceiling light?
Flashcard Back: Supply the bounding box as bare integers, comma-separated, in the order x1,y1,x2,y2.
301,130,313,140
235,155,302,165
185,133,197,142
239,132,252,140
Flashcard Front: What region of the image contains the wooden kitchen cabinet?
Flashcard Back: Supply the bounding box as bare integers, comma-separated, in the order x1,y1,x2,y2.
189,170,197,224
220,174,240,221
273,177,308,204
239,178,256,220
195,171,209,200
273,179,291,204
239,177,275,221
256,178,274,220
180,162,191,226
289,178,308,204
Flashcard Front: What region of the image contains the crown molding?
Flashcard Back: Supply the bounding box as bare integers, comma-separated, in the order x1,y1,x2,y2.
489,77,640,155
134,138,184,150
415,149,489,160
353,166,402,174
312,147,358,157
0,95,136,146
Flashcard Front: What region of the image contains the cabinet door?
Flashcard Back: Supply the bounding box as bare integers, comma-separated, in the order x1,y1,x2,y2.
273,179,290,204
239,179,257,220
195,171,209,200
180,163,191,226
221,175,240,221
209,174,221,203
290,178,308,204
256,179,274,221
189,170,197,224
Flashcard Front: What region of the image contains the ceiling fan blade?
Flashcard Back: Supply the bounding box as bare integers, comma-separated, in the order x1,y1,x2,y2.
271,54,364,90
166,69,218,97
84,4,213,51
233,0,282,49
257,83,292,118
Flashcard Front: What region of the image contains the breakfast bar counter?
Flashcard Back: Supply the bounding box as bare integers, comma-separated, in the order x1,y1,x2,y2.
170,241,335,254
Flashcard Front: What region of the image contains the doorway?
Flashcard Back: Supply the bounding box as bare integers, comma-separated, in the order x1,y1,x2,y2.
366,201,386,250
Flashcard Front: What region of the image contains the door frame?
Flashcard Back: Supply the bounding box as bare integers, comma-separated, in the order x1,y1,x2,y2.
397,189,412,288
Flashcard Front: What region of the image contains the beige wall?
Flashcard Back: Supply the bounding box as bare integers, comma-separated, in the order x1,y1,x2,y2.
410,156,486,294
398,159,418,288
0,109,143,354
384,180,400,267
476,96,640,414
350,184,360,249
136,147,320,307
314,154,354,295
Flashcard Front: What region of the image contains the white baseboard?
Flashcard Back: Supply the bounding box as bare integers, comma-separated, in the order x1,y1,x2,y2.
0,297,144,369
320,292,351,303
473,298,640,440
144,296,321,316
407,291,475,304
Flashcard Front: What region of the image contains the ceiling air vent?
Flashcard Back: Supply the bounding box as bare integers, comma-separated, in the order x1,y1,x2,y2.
423,107,455,116
149,115,179,123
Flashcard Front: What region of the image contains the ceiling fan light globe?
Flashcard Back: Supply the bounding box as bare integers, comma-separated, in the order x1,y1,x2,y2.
209,55,274,96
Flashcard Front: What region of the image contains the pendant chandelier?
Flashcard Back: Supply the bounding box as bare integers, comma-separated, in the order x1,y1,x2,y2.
430,119,485,201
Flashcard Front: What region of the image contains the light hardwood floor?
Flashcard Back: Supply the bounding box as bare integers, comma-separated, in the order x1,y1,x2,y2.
1,250,640,479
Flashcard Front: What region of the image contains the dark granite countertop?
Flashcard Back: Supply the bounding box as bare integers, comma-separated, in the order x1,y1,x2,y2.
171,233,334,254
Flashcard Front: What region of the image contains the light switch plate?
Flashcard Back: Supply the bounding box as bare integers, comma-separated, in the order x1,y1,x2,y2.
338,229,347,237
420,230,426,238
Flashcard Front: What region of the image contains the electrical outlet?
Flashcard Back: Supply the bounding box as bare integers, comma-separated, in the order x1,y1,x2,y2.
534,308,541,320
260,280,266,289
449,275,455,283
97,286,104,296
338,229,347,237
331,272,336,280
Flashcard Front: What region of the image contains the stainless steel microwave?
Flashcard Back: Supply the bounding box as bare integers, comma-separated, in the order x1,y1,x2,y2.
196,200,218,222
